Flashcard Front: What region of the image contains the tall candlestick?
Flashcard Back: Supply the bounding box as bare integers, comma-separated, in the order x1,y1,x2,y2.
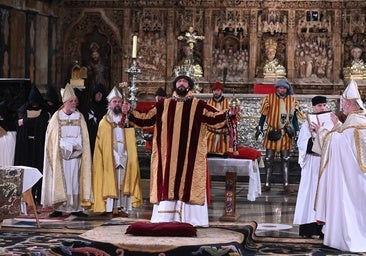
132,35,137,58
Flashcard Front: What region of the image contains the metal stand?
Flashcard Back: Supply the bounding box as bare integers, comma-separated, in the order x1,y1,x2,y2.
219,171,240,222
125,58,141,109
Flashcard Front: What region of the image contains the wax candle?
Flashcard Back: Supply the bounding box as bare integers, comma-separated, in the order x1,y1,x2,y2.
132,35,137,58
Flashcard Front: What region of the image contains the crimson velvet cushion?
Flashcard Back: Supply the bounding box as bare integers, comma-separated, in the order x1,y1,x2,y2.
226,146,261,160
125,221,197,237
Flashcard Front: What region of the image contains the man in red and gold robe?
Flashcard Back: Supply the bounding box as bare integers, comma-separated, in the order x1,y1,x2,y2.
127,75,238,227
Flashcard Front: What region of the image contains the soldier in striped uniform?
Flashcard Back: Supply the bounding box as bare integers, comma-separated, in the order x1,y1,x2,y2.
206,82,230,154
255,79,301,194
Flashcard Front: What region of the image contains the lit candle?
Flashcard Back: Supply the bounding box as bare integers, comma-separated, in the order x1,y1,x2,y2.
132,35,137,58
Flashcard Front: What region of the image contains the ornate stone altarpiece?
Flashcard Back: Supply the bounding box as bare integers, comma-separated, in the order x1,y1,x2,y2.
33,0,366,99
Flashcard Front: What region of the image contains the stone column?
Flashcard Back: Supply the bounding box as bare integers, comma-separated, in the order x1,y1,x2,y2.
122,9,132,82
249,9,258,82
165,9,175,83
203,9,213,88
286,10,296,81
332,9,342,85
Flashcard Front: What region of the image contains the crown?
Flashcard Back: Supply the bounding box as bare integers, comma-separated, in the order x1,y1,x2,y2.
173,64,195,77
265,38,277,50
90,42,100,52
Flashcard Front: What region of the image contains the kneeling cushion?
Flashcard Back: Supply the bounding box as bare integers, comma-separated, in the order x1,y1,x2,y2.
226,146,261,160
125,221,197,237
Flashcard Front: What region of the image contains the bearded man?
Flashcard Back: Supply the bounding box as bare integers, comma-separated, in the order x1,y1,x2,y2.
206,82,230,154
126,75,239,227
92,86,142,217
42,84,92,218
313,80,366,252
255,79,302,194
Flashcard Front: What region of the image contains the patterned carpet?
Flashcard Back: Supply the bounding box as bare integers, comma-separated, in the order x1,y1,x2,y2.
1,219,362,256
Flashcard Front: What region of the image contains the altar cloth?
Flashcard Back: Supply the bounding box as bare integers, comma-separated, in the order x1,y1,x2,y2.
207,158,262,201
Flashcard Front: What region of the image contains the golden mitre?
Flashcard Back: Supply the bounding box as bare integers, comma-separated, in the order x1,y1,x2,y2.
265,38,277,50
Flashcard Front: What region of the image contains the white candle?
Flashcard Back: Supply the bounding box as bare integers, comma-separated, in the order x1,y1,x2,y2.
132,35,137,58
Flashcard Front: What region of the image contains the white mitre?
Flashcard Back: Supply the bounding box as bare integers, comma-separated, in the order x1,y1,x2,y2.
342,80,365,110
61,83,76,103
107,86,123,102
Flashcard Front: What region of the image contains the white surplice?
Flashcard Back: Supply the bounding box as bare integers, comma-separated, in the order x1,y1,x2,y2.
293,120,321,225
0,131,16,167
105,114,131,213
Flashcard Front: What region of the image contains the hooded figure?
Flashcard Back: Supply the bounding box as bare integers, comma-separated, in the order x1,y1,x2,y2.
14,86,47,204
30,85,62,204
81,83,108,154
43,84,61,113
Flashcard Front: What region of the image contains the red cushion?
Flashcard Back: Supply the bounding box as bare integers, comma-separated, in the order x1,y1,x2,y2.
226,147,261,160
125,221,197,237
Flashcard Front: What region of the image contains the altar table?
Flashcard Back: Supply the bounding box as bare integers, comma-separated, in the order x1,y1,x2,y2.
0,166,42,228
207,158,262,201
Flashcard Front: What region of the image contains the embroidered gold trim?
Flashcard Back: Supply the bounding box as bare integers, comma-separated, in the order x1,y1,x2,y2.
354,128,366,173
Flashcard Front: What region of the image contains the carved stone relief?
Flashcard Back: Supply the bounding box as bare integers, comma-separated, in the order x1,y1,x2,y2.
293,10,334,86
130,9,168,97
176,8,205,36
2,0,365,99
342,10,366,82
258,9,287,35
294,34,333,83
211,9,250,83
136,31,167,81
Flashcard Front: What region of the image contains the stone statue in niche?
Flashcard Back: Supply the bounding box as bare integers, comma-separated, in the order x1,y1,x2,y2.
87,42,108,91
177,26,205,50
257,38,286,79
174,26,204,78
343,45,366,80
174,45,203,77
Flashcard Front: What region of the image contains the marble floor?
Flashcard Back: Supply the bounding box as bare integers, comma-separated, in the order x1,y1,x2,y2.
2,178,302,240
132,179,301,238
